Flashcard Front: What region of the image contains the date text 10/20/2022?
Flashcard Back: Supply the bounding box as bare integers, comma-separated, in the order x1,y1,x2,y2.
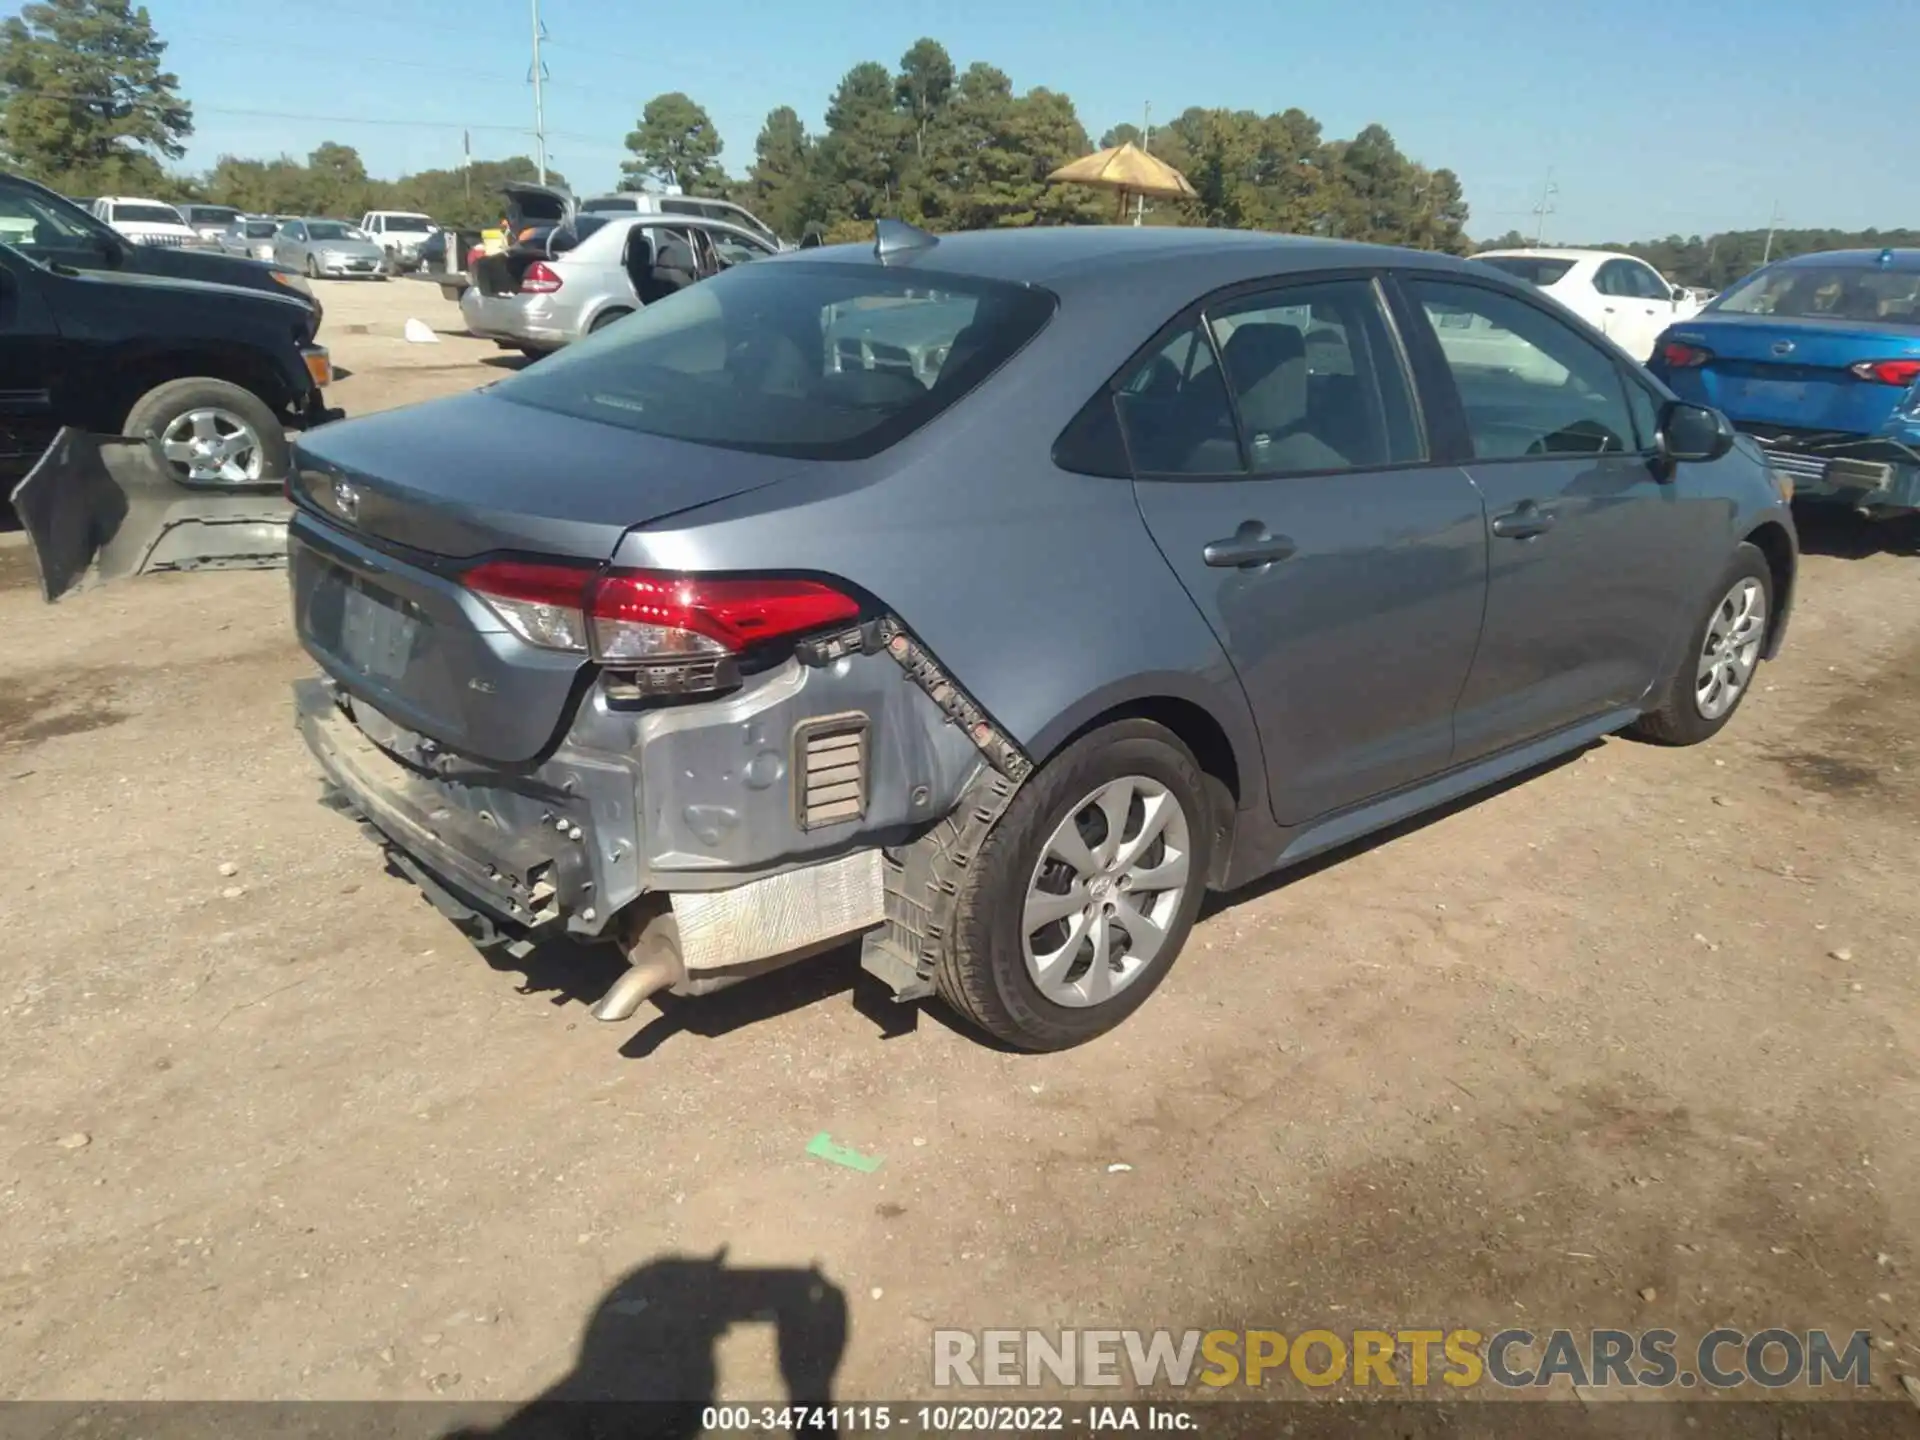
700,1406,1197,1431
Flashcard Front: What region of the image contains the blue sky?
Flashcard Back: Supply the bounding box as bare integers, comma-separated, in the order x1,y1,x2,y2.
145,0,1911,242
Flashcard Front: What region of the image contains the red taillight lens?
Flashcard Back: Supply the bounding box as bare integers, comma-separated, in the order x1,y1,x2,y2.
464,559,593,651
461,563,863,672
1848,358,1920,387
520,261,562,294
1660,341,1712,369
588,572,861,663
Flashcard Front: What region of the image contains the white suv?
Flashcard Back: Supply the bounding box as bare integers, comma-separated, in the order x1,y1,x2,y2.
359,211,439,271
92,196,198,249
578,192,786,249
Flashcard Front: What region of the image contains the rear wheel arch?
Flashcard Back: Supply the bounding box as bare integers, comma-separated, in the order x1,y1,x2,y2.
1030,691,1251,888
1740,519,1795,658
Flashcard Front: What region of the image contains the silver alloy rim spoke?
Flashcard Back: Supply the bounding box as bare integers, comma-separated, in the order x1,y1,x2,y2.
1022,774,1194,1009
160,407,263,484
1694,577,1765,720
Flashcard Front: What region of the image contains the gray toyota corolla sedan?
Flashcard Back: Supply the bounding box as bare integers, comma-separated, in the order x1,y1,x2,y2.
286,222,1797,1051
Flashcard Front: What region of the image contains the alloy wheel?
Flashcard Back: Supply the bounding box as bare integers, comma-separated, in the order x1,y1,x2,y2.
1695,576,1766,720
1021,775,1194,1008
159,407,266,484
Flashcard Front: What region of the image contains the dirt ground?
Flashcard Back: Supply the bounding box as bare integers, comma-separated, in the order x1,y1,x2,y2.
2,277,1918,1414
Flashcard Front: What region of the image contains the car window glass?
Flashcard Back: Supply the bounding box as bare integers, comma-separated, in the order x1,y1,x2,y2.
0,186,98,253
1594,261,1633,298
1206,280,1422,475
1624,264,1667,300
1408,277,1637,459
493,264,1054,461
1623,378,1660,451
1113,322,1243,476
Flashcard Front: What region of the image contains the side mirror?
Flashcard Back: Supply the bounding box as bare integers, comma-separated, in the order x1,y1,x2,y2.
96,232,127,266
1654,399,1734,477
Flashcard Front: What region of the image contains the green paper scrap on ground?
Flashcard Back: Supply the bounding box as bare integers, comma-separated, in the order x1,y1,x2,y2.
806,1132,883,1173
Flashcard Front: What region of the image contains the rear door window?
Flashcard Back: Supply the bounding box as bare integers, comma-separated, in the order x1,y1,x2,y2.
1205,279,1423,474
1113,322,1243,476
491,262,1055,460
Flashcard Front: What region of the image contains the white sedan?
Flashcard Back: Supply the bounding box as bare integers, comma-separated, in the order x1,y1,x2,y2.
1474,247,1702,362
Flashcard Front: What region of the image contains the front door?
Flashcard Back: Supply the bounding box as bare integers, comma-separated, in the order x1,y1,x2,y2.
0,250,65,471
1125,276,1489,825
1596,258,1680,362
1401,274,1712,763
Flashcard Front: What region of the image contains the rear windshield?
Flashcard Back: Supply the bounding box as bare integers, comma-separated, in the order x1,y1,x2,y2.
187,205,240,224
383,214,433,232
492,262,1056,460
1713,263,1920,324
112,203,185,225
1475,255,1576,287
242,220,279,237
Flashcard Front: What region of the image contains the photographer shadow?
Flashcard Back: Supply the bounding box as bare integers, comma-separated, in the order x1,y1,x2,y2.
445,1249,849,1440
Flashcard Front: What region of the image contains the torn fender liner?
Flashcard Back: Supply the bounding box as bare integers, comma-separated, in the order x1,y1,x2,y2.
8,428,292,603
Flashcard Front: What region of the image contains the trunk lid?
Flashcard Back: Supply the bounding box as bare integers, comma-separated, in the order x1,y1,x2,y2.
288,390,809,764
500,181,573,234
1663,313,1920,435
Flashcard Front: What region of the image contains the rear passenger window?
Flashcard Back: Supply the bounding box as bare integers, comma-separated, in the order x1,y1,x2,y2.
1407,278,1639,459
1206,280,1423,475
1113,323,1243,476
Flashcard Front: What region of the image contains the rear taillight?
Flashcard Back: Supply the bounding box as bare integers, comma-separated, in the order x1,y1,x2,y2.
1848,358,1920,387
462,563,862,692
589,572,861,663
520,261,562,294
1659,341,1713,369
464,560,594,652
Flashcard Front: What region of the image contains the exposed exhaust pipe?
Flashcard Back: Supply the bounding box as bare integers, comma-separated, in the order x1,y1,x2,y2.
590,908,686,1022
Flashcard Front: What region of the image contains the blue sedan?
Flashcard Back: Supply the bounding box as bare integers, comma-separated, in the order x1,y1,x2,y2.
1649,247,1920,518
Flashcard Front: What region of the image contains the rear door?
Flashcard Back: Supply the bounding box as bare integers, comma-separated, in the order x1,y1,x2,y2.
1126,275,1489,825
1596,258,1680,361
1399,273,1709,760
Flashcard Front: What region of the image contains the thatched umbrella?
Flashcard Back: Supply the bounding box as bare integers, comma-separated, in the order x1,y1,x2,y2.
1047,141,1196,224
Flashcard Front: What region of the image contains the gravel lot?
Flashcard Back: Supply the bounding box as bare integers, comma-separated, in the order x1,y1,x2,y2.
2,277,1917,1412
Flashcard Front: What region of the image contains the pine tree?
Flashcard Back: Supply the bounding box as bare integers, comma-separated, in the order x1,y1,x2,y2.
0,0,192,194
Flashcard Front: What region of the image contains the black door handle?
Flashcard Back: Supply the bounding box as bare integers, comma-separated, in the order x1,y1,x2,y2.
1491,502,1555,540
1204,522,1297,569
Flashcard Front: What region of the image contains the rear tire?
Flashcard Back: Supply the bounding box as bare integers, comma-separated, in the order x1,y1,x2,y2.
938,719,1213,1051
123,377,290,486
1628,541,1772,746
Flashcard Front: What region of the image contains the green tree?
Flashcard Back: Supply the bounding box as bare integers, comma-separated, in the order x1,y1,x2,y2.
816,60,907,223
920,65,1102,230
1325,122,1415,243
744,105,815,240
305,140,370,215
893,37,954,159
1098,122,1142,149
621,91,725,194
0,0,191,194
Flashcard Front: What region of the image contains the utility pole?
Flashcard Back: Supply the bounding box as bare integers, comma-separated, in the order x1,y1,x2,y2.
1531,168,1558,247
529,0,548,184
1761,200,1784,265
1135,101,1151,227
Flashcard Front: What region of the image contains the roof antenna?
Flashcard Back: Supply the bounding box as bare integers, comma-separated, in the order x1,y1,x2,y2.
874,218,938,264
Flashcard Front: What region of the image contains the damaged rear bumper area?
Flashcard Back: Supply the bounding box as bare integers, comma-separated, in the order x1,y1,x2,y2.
8,428,295,602
295,622,1018,1013
1746,427,1920,518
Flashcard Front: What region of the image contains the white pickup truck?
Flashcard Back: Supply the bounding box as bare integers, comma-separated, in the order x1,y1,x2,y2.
358,211,439,272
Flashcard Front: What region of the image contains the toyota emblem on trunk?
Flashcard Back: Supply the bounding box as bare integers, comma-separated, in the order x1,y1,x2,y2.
1771,339,1796,356
330,478,361,522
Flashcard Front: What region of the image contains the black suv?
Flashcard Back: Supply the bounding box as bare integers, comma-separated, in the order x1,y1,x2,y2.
0,238,339,485
0,172,323,329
